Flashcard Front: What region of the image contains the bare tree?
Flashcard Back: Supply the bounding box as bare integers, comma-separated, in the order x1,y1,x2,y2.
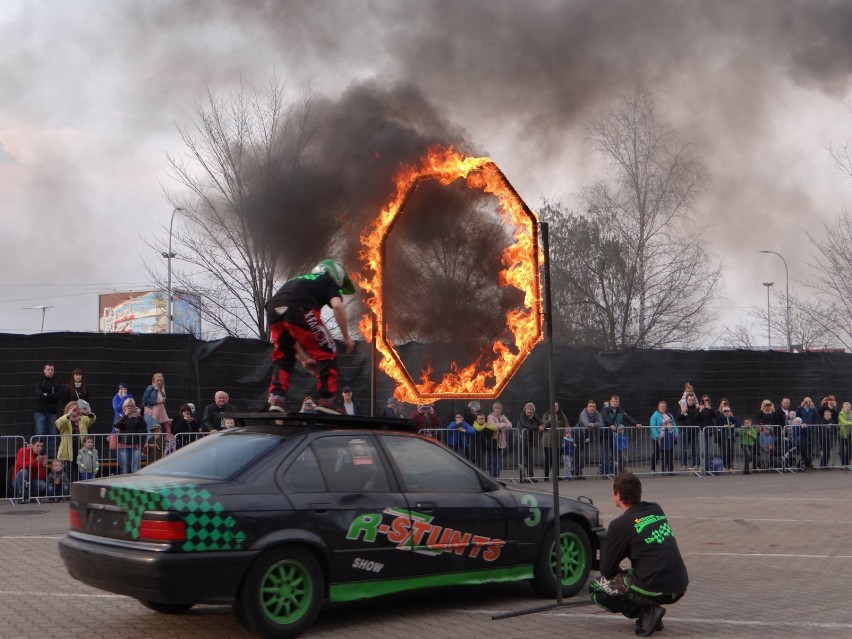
805,103,852,349
718,321,757,350
828,99,852,180
544,88,721,349
145,77,345,339
540,201,632,346
740,290,832,351
805,209,852,350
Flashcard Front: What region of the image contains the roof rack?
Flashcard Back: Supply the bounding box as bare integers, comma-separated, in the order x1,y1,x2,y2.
222,412,418,433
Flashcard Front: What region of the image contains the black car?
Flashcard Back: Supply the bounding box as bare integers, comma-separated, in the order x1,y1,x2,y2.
60,414,605,638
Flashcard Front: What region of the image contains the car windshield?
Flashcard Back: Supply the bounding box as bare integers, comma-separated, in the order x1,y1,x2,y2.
137,431,282,480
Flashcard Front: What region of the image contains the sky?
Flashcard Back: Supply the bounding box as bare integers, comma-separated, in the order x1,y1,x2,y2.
1,0,851,343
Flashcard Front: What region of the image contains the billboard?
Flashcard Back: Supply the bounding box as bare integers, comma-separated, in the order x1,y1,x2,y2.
98,290,202,337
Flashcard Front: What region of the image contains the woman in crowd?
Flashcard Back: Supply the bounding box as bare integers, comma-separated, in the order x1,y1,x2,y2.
649,401,676,474
142,372,171,434
170,403,199,450
59,368,90,412
486,402,513,478
115,398,147,474
56,400,96,480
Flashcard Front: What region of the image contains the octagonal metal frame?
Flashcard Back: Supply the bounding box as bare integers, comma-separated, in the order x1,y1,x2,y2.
372,158,542,401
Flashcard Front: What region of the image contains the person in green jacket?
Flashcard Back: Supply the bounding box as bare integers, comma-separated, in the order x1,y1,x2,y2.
740,416,758,474
838,402,852,468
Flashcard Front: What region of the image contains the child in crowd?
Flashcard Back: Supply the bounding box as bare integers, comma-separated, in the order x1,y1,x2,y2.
561,428,575,480
791,417,812,470
758,425,775,470
46,459,70,502
112,383,132,424
144,424,165,465
222,417,236,430
76,435,99,480
740,417,757,474
678,382,694,413
660,422,677,475
447,411,475,460
614,424,629,472
471,410,490,470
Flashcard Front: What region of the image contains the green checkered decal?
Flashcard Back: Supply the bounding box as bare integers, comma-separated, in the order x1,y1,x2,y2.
107,482,246,552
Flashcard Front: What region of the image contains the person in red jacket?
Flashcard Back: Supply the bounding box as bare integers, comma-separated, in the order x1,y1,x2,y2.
410,404,441,433
12,439,48,502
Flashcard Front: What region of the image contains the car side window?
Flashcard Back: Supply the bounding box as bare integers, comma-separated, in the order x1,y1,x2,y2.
382,435,483,492
311,436,390,493
281,447,326,493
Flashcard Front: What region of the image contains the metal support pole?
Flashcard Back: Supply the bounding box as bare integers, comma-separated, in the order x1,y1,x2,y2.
163,207,183,334
542,222,562,604
763,282,773,349
758,250,791,352
370,314,377,417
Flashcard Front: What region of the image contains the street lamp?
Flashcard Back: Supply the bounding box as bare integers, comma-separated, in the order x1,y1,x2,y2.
23,305,53,332
162,207,184,334
758,250,791,352
763,282,773,350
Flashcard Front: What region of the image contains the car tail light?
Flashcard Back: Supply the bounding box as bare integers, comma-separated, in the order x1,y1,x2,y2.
139,515,186,542
68,507,81,530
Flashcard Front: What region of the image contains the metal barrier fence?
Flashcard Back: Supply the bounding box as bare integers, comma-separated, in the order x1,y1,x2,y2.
5,425,848,502
421,424,851,481
2,435,27,504
3,431,211,504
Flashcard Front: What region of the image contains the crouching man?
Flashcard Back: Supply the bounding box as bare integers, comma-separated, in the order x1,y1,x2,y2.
589,472,689,637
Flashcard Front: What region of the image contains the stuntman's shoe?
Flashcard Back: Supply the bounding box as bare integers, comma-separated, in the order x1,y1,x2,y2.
267,395,287,412
635,614,665,632
635,606,665,636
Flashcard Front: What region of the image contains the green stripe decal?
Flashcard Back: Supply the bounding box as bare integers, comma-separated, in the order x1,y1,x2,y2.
329,565,534,602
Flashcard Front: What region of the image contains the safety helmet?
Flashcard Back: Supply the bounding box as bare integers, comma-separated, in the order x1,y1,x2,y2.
312,259,355,295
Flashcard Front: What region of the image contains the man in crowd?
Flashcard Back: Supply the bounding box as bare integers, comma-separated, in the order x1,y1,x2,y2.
601,395,641,476
590,472,689,637
335,386,361,415
35,363,61,458
575,399,604,480
201,390,236,432
382,396,401,418
13,439,48,503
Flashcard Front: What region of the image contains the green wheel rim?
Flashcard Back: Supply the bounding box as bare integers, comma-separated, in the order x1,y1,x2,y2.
259,558,314,624
551,533,585,585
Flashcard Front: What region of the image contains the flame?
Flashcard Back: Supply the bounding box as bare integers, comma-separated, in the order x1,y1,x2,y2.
357,146,542,403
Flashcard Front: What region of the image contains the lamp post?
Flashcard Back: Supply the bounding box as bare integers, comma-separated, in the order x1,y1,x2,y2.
162,207,184,334
758,250,791,352
763,282,773,350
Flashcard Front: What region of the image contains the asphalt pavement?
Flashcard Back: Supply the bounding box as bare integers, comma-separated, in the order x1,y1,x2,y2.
2,470,851,639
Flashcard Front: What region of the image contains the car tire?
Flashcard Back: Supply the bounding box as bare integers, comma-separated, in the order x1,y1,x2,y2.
139,600,194,614
532,519,591,598
236,546,324,639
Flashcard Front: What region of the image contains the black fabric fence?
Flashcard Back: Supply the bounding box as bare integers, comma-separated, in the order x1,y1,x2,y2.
3,332,851,441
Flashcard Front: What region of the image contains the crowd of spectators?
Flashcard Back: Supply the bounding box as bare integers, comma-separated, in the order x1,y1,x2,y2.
9,362,244,503
12,364,852,499
406,388,852,480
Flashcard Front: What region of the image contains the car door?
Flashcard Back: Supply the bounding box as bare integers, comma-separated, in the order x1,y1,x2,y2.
378,433,515,584
279,433,411,600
